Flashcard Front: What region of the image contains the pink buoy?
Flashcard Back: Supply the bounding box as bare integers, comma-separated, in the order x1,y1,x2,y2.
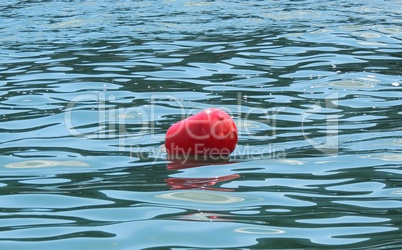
165,108,238,158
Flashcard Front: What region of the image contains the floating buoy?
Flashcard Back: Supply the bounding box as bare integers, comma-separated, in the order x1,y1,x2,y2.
165,108,238,158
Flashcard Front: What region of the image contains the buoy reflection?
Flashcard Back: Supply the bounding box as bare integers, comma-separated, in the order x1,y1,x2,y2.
166,155,238,191
165,174,240,191
166,155,233,170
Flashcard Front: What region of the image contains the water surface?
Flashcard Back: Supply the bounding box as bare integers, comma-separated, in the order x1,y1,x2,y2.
1,0,402,249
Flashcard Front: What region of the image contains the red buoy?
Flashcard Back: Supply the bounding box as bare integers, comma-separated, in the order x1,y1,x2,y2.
165,108,238,158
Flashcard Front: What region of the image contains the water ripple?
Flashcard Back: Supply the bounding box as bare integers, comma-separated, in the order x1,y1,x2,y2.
1,0,402,249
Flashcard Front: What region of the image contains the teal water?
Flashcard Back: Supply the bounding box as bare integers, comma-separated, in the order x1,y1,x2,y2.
1,0,402,249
